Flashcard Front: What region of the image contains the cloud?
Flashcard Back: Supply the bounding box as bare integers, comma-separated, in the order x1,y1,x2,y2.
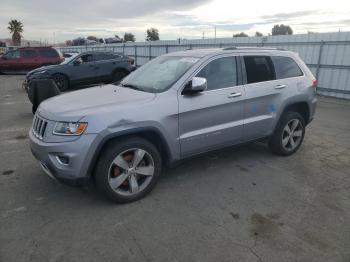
0,0,210,39
0,0,349,41
260,10,319,20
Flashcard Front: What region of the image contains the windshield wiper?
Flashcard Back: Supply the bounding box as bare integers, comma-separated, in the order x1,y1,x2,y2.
120,83,143,91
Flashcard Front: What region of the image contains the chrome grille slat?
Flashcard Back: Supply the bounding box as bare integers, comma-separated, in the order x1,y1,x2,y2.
38,120,43,137
34,116,39,131
40,122,47,138
32,115,48,140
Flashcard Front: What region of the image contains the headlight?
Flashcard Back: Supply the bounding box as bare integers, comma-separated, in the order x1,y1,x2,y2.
53,122,88,136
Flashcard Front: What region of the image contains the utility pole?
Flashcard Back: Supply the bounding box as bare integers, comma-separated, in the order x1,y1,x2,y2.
202,32,205,39
214,26,216,39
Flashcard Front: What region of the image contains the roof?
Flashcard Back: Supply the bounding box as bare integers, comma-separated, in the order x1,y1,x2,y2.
79,50,122,55
165,47,294,58
17,46,54,49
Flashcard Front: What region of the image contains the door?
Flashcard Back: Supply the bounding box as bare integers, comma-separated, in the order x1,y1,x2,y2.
68,53,100,84
179,56,244,157
92,53,120,82
20,49,39,70
0,50,21,71
242,55,290,141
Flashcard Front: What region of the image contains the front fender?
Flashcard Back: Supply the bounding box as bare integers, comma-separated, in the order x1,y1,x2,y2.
85,125,177,178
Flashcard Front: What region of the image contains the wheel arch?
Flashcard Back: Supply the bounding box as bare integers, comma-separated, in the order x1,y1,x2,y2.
281,101,310,125
271,101,310,137
51,72,71,84
113,67,129,73
87,127,173,179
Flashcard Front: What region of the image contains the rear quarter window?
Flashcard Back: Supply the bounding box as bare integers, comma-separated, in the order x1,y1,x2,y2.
271,56,303,79
39,48,59,58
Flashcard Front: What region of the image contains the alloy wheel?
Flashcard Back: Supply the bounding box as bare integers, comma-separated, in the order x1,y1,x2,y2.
108,148,155,196
281,119,303,151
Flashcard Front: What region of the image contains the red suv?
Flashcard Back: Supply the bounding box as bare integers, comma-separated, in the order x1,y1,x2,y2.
0,47,63,73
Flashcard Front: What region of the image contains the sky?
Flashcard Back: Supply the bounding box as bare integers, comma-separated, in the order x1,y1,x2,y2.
1,0,350,43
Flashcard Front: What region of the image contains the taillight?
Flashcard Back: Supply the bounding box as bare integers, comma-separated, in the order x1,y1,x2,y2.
312,79,318,88
127,57,134,65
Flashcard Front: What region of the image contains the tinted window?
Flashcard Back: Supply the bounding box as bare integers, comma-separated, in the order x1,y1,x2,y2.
78,54,94,63
4,50,20,59
272,56,303,79
94,53,119,61
39,48,59,58
244,56,275,84
21,50,37,58
197,56,237,90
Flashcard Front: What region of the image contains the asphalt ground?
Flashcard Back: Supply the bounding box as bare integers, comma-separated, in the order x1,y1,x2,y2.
0,75,349,262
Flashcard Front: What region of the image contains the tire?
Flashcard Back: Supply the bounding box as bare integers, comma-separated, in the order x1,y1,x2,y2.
32,105,37,114
94,137,162,203
112,70,128,84
52,74,69,91
268,111,306,156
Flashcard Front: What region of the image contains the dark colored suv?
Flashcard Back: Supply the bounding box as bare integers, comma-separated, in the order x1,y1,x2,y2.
0,47,63,73
25,51,135,91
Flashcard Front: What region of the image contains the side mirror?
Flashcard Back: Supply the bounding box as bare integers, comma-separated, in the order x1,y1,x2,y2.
182,77,207,95
73,59,81,66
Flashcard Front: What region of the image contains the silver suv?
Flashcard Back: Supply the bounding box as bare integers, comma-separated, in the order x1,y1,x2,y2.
29,47,317,202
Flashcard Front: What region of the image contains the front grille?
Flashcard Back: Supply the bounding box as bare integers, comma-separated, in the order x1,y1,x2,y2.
32,115,48,139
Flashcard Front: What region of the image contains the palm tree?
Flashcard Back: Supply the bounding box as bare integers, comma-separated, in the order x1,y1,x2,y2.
8,20,24,46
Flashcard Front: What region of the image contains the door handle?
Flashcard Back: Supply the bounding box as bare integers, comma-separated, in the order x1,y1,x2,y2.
275,84,287,89
228,92,242,98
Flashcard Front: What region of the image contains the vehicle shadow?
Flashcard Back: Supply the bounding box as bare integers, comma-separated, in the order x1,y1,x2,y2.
25,141,273,207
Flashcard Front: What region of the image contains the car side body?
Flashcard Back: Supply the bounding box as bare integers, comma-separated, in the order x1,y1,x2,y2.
25,51,135,91
29,47,317,202
0,47,63,73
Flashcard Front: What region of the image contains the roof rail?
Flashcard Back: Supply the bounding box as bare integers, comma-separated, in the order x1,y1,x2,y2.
223,46,237,50
223,46,286,51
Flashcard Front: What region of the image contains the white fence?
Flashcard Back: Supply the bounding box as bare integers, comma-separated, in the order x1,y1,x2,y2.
59,31,350,99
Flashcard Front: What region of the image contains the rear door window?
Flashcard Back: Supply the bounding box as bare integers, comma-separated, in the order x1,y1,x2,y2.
271,56,303,79
196,56,238,90
244,56,275,84
39,48,59,58
21,50,37,58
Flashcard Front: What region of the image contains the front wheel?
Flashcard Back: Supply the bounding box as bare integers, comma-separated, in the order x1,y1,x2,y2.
94,137,162,203
269,111,305,156
52,74,69,91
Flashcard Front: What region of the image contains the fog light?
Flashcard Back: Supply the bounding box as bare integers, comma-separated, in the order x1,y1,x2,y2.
56,155,69,165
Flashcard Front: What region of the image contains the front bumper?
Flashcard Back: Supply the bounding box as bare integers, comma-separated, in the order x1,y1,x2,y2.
22,79,29,91
24,73,51,91
29,130,102,185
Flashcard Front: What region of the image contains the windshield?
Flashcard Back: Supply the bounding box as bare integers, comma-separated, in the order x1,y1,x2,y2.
60,53,79,64
120,56,199,93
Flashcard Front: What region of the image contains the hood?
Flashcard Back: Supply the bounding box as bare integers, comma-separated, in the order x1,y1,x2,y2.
37,84,156,121
27,64,61,76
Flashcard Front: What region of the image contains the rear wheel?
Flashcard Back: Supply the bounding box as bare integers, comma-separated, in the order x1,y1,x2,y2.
52,74,69,91
95,137,162,203
112,70,128,84
269,111,305,156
